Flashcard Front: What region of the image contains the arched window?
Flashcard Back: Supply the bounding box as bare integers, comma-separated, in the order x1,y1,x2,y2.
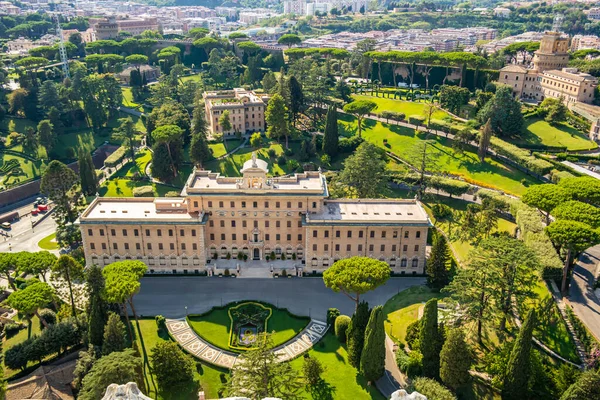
400,258,407,268
412,258,419,268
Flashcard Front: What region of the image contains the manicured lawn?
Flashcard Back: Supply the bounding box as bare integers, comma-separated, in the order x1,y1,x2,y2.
289,333,386,400
3,315,42,378
520,280,580,364
117,149,152,178
382,286,446,344
121,87,145,112
352,94,449,120
209,139,243,159
99,178,175,197
0,117,37,134
517,118,596,150
187,303,310,352
517,118,597,151
204,141,314,177
0,152,46,187
135,318,227,399
38,232,58,250
180,74,203,83
341,115,539,196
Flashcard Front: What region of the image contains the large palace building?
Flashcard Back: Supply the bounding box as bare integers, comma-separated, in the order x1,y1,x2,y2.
78,154,430,275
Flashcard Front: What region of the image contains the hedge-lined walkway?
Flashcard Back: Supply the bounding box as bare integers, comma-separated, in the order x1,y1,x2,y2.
166,318,328,369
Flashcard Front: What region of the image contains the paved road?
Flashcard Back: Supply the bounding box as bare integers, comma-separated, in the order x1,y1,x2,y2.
134,276,425,320
0,216,57,253
568,244,600,341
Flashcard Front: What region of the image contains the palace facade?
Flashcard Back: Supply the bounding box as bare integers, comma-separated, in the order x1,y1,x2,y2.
78,154,430,274
203,89,268,137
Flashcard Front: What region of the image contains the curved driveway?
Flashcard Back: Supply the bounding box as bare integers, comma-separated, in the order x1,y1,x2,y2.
134,276,425,320
569,245,600,341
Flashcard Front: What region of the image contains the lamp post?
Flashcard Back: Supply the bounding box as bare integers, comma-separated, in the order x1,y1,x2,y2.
185,306,188,317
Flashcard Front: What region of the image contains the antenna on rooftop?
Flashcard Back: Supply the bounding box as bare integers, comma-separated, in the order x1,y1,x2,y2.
53,13,70,79
552,14,564,33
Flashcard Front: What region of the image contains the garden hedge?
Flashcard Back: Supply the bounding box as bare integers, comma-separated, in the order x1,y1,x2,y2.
104,146,127,167
132,186,154,197
565,304,600,354
490,137,553,175
334,315,351,343
408,115,425,126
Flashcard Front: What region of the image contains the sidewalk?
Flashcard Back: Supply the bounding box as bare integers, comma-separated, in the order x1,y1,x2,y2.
568,244,600,342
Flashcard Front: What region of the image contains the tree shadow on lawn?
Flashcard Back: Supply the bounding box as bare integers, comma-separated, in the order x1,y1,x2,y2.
388,123,417,138
308,379,336,400
133,319,159,396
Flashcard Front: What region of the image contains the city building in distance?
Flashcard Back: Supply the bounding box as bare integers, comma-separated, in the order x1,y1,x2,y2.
77,154,430,275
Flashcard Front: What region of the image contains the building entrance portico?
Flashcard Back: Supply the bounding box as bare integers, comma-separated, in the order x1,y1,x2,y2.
253,248,260,260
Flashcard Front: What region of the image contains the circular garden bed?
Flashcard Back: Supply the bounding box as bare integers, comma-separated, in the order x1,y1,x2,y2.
187,301,310,352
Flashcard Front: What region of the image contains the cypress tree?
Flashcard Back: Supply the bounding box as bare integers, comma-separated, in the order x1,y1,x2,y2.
360,305,386,383
478,118,492,162
347,301,370,368
426,231,450,290
190,133,211,167
191,100,208,138
440,328,472,390
287,75,304,126
502,309,537,400
86,265,107,347
322,105,339,157
103,312,126,355
420,298,440,379
78,147,97,196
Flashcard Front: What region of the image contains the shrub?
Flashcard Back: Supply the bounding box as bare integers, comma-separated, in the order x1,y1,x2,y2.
490,137,553,175
286,159,300,171
267,148,277,158
226,252,231,260
411,377,457,400
396,349,423,377
334,315,351,343
327,308,340,324
104,146,127,167
405,320,421,349
565,305,600,353
132,186,154,197
428,176,470,198
408,115,426,126
276,155,287,165
224,268,230,276
243,254,248,261
38,308,57,330
165,191,180,197
281,269,287,277
303,356,325,386
3,322,23,338
237,251,244,260
155,315,166,331
338,135,364,153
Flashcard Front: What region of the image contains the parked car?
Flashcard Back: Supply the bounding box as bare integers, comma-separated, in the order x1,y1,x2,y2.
1,222,11,230
38,204,48,212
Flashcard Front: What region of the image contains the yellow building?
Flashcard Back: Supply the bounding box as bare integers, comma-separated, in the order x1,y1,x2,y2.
78,154,431,275
203,89,268,138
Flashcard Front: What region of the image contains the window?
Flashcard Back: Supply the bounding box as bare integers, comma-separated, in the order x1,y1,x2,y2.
369,244,374,252
230,201,235,208
359,231,363,238
404,231,409,238
346,244,351,251
358,244,363,252
210,234,215,240
221,234,226,240
254,221,259,228
243,221,247,228
416,231,421,238
335,244,340,251
253,201,258,208
393,231,398,238
113,243,118,250
313,230,317,238
159,244,163,250
370,231,375,238
412,259,419,268
401,259,407,267
265,234,270,240
403,245,408,251
194,201,198,208
287,201,291,208
134,229,139,237
276,234,280,240
219,201,224,208
312,202,317,209
169,229,173,237
181,243,186,251
243,234,247,240
232,234,237,241
100,229,104,236
392,245,397,252
180,229,185,237
192,229,197,237
242,201,246,208
298,221,302,228
276,202,280,208
265,201,269,208
382,231,386,238
208,201,213,208
298,202,303,208
313,244,317,251
192,243,198,250
209,221,214,227
381,244,385,251
298,234,302,240
136,243,141,250
111,229,116,236
147,243,152,250
336,230,340,238
88,229,93,236
102,243,107,250
287,221,291,228
347,231,352,238
324,244,329,251
91,243,95,250
324,231,329,238
124,243,129,250
220,220,225,228
276,221,280,228
287,234,291,240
